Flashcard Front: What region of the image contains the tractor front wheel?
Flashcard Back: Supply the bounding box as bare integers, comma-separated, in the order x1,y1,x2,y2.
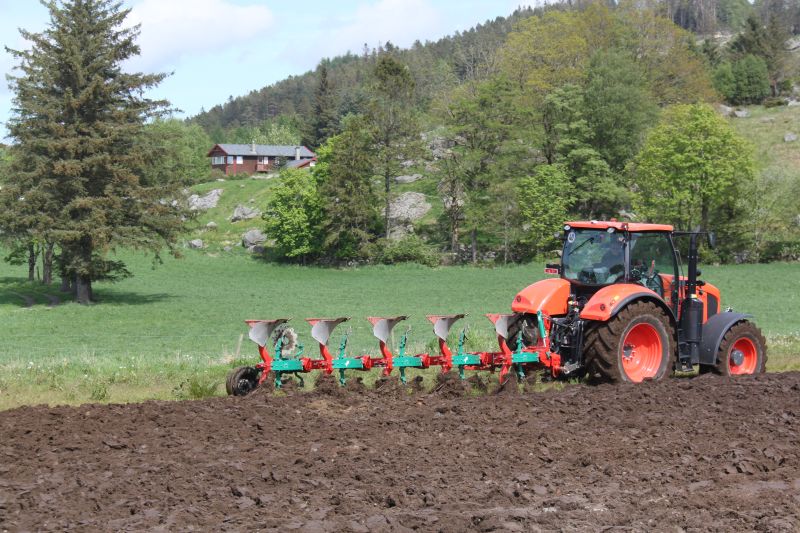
711,321,767,376
226,366,260,396
584,301,674,383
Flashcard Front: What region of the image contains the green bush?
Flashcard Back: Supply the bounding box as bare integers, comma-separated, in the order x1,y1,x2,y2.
712,62,737,102
713,56,771,105
369,236,441,266
172,374,219,400
732,55,771,105
762,97,787,108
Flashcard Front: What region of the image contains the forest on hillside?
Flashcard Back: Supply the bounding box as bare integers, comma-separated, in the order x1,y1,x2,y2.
184,0,800,266
1,0,799,288
191,0,800,138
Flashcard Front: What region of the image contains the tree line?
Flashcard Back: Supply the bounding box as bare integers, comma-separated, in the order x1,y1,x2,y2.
193,0,800,138
0,0,798,306
259,2,799,266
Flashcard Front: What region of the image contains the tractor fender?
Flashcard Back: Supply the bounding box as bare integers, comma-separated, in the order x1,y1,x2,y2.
580,284,676,329
511,278,570,316
699,312,752,365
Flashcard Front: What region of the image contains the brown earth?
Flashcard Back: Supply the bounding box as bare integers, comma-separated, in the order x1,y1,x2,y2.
1,372,799,532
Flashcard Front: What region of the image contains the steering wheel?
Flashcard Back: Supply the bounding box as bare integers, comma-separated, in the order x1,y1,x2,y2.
642,261,663,296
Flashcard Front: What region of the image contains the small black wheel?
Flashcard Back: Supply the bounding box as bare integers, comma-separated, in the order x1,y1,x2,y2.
226,366,259,396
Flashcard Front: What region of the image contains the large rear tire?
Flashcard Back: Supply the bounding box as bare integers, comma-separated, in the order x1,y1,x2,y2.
711,321,767,376
584,301,674,383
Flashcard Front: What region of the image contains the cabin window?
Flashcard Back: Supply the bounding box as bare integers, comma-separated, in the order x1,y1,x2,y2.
227,156,234,164
236,156,244,164
211,156,225,165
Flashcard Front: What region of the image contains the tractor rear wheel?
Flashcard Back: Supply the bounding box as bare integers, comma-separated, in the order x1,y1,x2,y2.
583,301,674,383
710,321,767,376
226,366,259,396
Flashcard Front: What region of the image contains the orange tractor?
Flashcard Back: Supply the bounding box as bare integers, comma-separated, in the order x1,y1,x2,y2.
510,221,766,382
227,220,766,395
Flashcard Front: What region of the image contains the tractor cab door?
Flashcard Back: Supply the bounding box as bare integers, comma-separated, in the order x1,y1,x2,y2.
627,232,680,314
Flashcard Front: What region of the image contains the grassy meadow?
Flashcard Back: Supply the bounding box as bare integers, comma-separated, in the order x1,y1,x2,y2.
0,250,798,410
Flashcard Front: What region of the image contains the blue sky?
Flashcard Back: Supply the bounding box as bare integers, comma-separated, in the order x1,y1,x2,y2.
0,0,531,140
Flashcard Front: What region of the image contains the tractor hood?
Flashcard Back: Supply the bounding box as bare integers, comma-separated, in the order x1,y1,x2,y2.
511,278,570,316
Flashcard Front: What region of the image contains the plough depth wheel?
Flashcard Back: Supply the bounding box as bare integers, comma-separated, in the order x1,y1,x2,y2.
226,366,259,396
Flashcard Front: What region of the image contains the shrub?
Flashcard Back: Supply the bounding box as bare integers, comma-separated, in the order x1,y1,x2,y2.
369,236,440,267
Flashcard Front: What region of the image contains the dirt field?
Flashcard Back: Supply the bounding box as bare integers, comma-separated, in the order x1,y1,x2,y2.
1,372,799,532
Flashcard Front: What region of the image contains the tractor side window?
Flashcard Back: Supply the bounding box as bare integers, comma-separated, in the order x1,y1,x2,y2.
629,233,676,295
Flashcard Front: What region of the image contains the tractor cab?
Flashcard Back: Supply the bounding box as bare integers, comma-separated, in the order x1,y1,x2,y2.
561,221,679,304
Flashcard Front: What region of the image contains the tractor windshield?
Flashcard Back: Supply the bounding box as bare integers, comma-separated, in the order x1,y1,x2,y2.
562,229,626,285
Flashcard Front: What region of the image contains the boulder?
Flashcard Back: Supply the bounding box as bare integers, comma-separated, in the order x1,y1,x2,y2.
427,135,454,159
188,239,204,249
717,104,734,116
784,132,798,143
733,109,750,118
395,174,423,184
787,99,800,107
231,204,261,222
388,224,413,240
187,189,223,210
223,245,233,252
206,221,218,230
249,245,266,254
242,229,267,248
389,192,431,223
387,192,431,240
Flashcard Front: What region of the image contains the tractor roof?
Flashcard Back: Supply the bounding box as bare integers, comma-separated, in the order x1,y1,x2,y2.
565,220,674,232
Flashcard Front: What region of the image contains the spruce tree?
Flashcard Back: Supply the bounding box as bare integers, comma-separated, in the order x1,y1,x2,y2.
318,115,379,261
2,0,187,304
308,62,340,148
367,55,424,240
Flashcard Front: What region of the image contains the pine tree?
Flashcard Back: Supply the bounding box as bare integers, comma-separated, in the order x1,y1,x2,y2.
731,13,790,95
2,0,187,304
308,62,340,148
367,55,424,240
317,116,379,261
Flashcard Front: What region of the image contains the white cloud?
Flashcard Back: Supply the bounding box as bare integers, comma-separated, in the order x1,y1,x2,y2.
125,0,274,71
315,0,443,57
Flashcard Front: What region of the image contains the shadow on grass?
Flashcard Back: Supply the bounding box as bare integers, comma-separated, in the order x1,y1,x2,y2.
0,276,174,307
0,277,67,307
90,289,174,306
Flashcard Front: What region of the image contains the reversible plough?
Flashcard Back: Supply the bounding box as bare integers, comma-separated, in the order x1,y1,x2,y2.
226,313,552,395
227,220,768,396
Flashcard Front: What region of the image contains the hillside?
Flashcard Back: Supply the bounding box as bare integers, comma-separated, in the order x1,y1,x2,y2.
191,7,535,138
191,1,800,142
184,102,800,259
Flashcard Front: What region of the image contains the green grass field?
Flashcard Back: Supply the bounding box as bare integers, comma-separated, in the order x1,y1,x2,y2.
0,251,798,410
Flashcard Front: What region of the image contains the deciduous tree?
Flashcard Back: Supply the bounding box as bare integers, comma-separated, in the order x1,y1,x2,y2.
631,104,754,254
263,168,323,262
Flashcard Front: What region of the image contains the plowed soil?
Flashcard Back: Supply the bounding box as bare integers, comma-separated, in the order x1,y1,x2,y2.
1,372,799,532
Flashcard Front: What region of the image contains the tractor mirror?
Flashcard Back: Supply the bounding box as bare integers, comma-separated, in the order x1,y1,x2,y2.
707,232,717,249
